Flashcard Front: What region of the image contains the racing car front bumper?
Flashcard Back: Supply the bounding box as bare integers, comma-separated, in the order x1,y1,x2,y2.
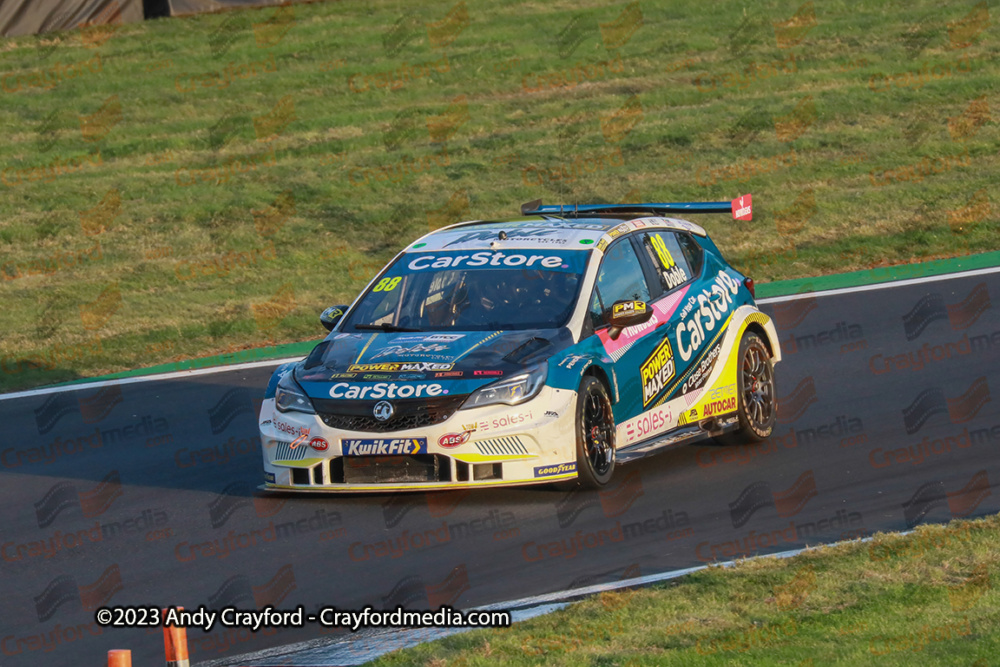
258,386,579,492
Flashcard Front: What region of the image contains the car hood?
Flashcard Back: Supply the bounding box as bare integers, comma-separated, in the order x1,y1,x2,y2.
295,328,574,398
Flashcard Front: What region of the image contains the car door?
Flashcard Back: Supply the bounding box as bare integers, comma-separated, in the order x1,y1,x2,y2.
586,234,667,427
633,229,702,400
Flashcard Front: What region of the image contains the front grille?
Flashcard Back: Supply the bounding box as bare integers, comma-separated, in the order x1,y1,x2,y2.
313,395,468,433
342,454,452,484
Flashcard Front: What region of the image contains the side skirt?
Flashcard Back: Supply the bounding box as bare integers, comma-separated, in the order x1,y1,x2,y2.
616,417,739,464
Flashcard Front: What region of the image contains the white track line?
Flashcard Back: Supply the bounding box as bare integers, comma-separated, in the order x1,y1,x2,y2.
3,264,998,403
0,356,303,402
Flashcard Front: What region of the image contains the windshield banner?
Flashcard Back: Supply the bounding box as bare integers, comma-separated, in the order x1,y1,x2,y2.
399,249,588,274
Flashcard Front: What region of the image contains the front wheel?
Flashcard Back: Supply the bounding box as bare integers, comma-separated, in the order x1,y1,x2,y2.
574,376,616,488
716,332,776,446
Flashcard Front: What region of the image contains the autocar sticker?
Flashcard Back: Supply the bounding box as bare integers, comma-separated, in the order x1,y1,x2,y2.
682,381,738,423
597,285,690,361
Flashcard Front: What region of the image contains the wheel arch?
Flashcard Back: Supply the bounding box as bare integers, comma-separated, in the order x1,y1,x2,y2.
582,364,616,404
731,307,782,364
264,362,297,399
745,322,773,357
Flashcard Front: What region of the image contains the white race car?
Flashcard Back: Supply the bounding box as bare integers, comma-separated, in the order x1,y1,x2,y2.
258,198,780,491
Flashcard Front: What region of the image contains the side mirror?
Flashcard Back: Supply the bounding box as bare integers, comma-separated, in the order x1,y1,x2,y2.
320,305,349,331
606,300,653,340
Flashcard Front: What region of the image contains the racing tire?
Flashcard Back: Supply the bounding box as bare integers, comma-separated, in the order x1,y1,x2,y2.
715,332,776,446
573,376,616,489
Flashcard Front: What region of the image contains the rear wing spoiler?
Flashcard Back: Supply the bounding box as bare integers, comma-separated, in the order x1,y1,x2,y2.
521,194,753,221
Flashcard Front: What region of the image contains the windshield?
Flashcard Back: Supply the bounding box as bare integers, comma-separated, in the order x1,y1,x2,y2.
342,249,590,332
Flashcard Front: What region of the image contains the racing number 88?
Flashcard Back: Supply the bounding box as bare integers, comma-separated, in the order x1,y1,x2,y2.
373,277,401,292
650,234,675,269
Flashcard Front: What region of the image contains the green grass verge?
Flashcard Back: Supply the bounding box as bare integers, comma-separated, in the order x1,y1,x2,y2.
368,515,999,666
2,0,998,392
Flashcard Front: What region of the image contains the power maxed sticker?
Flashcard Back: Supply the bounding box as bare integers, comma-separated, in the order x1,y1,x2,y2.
341,438,427,455
640,338,676,407
534,462,577,477
348,362,454,373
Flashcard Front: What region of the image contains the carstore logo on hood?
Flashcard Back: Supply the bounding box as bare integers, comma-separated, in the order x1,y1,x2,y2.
329,382,445,399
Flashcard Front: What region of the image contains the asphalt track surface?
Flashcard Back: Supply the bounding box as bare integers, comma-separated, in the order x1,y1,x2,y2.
2,269,998,667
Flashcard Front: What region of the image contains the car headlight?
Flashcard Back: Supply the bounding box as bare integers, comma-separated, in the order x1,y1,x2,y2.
461,364,547,409
275,372,316,414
